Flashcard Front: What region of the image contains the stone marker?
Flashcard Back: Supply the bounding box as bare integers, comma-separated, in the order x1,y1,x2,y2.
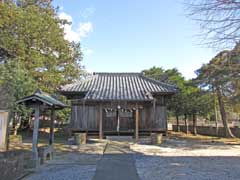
38,145,54,164
74,133,87,145
151,133,163,145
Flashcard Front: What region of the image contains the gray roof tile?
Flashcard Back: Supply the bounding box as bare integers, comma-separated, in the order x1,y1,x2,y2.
17,89,67,108
60,73,177,101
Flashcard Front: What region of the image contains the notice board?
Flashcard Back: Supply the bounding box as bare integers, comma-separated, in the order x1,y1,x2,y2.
0,111,8,151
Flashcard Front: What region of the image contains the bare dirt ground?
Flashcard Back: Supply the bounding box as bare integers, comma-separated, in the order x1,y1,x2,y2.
131,132,240,180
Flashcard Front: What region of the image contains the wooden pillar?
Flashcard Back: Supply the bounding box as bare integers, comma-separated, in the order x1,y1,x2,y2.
135,108,139,142
184,114,189,134
32,105,40,161
152,99,156,131
49,106,55,146
99,104,103,140
116,106,120,135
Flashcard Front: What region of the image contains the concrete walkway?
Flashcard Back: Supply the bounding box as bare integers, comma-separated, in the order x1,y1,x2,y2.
92,141,140,180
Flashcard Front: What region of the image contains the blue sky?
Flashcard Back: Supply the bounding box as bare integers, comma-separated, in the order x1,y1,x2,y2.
54,0,216,79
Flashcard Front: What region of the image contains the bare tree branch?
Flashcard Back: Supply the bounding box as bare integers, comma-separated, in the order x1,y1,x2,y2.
184,0,240,48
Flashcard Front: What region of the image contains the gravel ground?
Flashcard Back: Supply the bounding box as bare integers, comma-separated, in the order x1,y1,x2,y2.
23,139,107,180
20,136,240,180
131,137,240,180
135,155,240,180
25,164,96,180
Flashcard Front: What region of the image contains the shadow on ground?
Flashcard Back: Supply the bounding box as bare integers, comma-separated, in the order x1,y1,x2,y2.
13,131,240,180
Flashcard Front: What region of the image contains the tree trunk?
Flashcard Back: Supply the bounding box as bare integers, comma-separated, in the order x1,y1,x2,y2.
12,112,17,135
216,88,235,138
193,114,197,135
214,95,219,136
176,114,180,132
184,114,189,134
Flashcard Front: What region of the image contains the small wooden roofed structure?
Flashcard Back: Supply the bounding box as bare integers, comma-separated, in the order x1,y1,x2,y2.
18,89,67,109
60,72,178,141
16,89,67,165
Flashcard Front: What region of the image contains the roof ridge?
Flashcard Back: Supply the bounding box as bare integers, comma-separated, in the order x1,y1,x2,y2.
93,72,142,76
17,89,67,108
60,75,96,91
140,75,178,90
60,72,178,100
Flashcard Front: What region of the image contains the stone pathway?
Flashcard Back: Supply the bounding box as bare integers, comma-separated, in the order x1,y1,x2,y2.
92,141,140,180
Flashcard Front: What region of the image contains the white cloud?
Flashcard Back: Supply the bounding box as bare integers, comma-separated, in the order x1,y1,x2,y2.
78,22,93,38
58,12,93,42
59,12,72,22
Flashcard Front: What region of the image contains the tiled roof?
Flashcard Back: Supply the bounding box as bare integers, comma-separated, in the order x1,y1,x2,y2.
17,89,67,109
60,72,177,101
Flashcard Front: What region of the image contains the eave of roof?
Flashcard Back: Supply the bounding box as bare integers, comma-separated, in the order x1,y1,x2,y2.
60,72,178,101
17,89,68,109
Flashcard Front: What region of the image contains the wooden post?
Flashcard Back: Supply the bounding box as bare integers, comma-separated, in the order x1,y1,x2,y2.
32,105,40,161
116,105,120,135
176,114,180,132
151,99,156,132
184,114,189,134
99,104,103,140
49,106,55,146
214,95,219,136
135,108,139,142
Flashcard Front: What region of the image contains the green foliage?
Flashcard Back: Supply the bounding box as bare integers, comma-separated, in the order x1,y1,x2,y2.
143,66,165,81
0,61,36,108
196,45,240,112
143,66,214,119
0,60,36,126
0,1,82,93
56,108,71,124
195,46,240,137
0,0,83,123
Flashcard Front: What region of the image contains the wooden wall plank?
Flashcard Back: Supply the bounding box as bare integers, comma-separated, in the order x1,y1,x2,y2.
70,102,167,132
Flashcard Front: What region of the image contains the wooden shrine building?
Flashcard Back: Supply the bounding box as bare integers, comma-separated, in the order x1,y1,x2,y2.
60,73,177,140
